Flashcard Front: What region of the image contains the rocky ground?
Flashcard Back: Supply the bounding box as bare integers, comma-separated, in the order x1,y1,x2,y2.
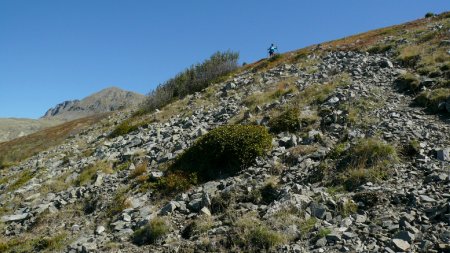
0,15,449,253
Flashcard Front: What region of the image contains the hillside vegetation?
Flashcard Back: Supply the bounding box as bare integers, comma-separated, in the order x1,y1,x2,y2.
0,12,449,253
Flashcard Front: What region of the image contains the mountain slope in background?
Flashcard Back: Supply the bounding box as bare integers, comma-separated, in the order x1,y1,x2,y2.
42,86,145,120
0,118,64,142
0,87,144,142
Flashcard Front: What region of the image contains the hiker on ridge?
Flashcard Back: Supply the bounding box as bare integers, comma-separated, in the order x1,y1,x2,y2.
268,43,278,57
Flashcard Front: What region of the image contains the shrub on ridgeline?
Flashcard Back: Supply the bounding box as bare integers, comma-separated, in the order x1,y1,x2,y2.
143,51,239,112
171,125,272,181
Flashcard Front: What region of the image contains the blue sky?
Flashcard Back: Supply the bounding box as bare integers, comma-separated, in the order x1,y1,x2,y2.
0,1,448,119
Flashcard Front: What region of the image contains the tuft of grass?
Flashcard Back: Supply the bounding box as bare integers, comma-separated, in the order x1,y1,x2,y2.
7,170,34,192
0,233,68,253
129,162,148,180
415,88,449,113
75,160,112,186
181,216,213,239
396,45,422,67
268,108,301,133
395,73,420,93
132,218,170,245
367,44,393,54
339,199,358,217
317,228,331,238
335,138,398,191
107,187,132,217
152,171,197,195
109,119,141,138
233,215,286,251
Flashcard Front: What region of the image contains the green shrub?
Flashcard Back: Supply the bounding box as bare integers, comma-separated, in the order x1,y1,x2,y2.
171,125,272,181
109,119,140,138
367,44,393,54
268,108,301,133
415,88,449,112
425,12,435,18
132,218,170,245
395,73,420,93
143,51,239,112
317,228,331,238
401,139,420,157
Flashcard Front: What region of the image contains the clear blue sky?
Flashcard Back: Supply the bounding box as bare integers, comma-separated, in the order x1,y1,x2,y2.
0,1,448,119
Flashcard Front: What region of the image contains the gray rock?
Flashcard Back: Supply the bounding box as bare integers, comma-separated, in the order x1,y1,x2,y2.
95,225,105,235
392,238,410,252
436,148,449,161
395,230,415,243
1,213,28,222
326,233,341,242
419,195,436,203
200,207,211,216
188,198,203,212
122,213,131,222
160,201,177,215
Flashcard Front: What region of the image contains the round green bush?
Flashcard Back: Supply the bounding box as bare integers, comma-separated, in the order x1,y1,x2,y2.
171,125,272,181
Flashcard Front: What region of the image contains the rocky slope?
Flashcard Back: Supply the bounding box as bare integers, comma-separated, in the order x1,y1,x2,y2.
42,87,145,120
0,13,449,253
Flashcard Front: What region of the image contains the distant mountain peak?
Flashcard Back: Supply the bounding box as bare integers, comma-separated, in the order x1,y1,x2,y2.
42,87,145,120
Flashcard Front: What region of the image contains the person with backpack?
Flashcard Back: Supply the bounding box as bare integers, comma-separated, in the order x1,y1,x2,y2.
268,43,278,57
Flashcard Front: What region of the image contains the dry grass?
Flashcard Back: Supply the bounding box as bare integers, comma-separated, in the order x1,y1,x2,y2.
0,114,108,167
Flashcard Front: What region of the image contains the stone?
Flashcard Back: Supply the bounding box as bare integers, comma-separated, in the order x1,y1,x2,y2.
326,233,341,242
225,82,236,90
160,201,177,215
380,60,394,68
122,213,131,222
392,238,410,252
93,173,103,187
419,195,436,203
95,225,105,235
436,148,450,161
199,207,211,216
355,214,367,223
310,203,327,219
315,237,327,247
395,230,415,243
150,171,164,180
1,213,28,222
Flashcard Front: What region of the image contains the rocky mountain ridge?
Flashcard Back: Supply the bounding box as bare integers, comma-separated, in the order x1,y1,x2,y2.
0,87,144,143
42,87,145,120
0,13,449,253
